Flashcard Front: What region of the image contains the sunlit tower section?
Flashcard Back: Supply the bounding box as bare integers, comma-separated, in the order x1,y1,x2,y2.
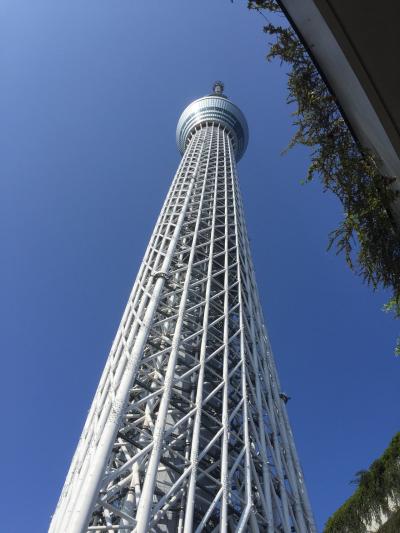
50,82,316,533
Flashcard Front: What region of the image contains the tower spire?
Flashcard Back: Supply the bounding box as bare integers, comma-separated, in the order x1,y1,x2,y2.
50,86,315,533
212,80,225,96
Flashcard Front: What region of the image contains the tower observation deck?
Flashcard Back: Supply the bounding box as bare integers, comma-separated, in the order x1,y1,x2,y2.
50,82,315,533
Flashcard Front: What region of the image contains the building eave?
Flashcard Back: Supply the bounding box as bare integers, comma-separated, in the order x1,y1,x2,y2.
278,0,400,183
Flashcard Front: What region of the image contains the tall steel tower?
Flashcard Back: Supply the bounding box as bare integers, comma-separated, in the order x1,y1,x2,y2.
50,83,315,533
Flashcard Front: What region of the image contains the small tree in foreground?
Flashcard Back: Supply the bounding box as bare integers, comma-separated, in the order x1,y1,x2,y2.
248,0,400,354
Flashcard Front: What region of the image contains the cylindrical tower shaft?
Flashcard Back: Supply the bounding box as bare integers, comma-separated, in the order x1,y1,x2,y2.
50,86,315,533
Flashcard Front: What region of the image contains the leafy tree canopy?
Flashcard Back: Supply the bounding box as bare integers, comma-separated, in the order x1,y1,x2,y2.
248,0,400,354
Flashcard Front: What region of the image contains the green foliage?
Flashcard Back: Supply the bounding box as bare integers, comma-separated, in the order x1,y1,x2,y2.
323,433,400,532
248,0,400,354
379,508,400,532
350,470,368,486
383,297,400,354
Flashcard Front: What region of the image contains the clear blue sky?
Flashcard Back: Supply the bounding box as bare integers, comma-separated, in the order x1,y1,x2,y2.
1,1,399,531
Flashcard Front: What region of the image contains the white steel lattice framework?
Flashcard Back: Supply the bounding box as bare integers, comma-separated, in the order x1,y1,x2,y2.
50,83,316,533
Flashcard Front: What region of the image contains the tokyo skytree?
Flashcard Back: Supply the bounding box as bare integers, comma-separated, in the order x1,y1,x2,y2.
50,82,315,533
